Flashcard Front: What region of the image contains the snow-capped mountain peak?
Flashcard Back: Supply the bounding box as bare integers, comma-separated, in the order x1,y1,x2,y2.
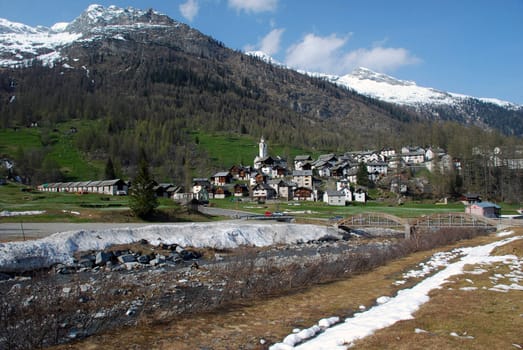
65,4,171,33
50,22,69,33
0,4,177,68
348,67,417,87
0,18,41,34
247,50,521,111
335,67,521,110
333,67,461,107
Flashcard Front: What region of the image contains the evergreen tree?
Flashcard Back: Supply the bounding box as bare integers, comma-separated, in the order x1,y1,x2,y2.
129,153,158,219
356,162,370,187
104,157,116,180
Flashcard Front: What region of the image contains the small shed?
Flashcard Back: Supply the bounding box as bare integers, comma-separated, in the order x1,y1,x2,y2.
466,202,501,218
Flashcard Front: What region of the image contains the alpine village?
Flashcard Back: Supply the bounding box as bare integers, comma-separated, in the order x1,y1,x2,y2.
1,4,523,350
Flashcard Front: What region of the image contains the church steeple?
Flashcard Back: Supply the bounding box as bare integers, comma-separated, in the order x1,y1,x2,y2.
259,136,268,159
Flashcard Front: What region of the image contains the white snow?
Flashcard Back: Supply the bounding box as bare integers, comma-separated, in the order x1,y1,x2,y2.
248,51,521,109
0,5,170,68
51,22,69,32
0,210,46,217
334,69,461,107
0,27,81,67
270,233,523,350
0,222,340,272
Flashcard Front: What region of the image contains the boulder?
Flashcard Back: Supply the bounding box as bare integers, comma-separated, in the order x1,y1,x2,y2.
117,254,137,264
78,258,94,268
95,251,113,266
149,254,166,266
181,249,202,260
137,255,150,264
167,251,182,263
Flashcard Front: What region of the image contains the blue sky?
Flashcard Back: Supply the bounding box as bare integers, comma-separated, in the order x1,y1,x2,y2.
1,0,522,104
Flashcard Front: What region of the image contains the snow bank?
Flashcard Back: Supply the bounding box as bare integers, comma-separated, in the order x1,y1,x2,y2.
0,210,46,217
0,222,339,272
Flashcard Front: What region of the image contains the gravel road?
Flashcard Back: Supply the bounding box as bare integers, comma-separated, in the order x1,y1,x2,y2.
0,206,254,241
0,222,177,241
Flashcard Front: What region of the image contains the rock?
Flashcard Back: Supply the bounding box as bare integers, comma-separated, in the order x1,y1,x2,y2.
139,239,149,245
137,255,150,264
124,262,140,270
181,249,202,260
113,250,127,257
168,252,183,263
118,254,137,264
95,251,112,266
78,258,94,268
150,254,166,266
318,235,340,242
0,272,12,281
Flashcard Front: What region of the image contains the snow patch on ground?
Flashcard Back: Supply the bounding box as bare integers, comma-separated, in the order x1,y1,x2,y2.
271,234,523,350
0,210,46,217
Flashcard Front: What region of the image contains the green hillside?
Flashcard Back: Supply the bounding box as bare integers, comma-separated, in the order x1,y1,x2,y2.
0,123,316,183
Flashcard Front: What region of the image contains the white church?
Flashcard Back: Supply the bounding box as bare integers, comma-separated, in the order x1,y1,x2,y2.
253,137,287,175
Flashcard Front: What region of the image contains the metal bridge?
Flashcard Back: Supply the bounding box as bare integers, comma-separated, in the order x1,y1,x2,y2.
337,212,501,238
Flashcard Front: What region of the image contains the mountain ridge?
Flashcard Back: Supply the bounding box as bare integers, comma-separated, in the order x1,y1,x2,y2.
1,5,520,110
0,5,521,151
247,51,520,110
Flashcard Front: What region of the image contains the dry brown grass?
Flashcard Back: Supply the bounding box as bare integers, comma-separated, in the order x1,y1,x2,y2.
353,228,523,350
50,229,518,350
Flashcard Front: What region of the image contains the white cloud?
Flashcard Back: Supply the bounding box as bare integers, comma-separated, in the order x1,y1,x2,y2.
285,33,420,75
343,47,421,73
228,0,278,13
259,28,285,56
180,0,199,22
285,33,350,73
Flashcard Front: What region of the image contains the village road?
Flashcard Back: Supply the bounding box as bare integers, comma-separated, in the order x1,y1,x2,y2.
0,208,254,242
0,222,175,241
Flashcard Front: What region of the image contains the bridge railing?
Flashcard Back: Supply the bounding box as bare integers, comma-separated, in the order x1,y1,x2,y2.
337,212,500,239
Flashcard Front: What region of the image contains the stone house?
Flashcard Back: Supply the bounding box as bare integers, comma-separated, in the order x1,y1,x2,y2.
252,183,277,201
294,155,312,171
353,187,367,203
323,190,346,206
293,187,314,201
233,183,249,197
211,172,232,186
292,170,313,189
